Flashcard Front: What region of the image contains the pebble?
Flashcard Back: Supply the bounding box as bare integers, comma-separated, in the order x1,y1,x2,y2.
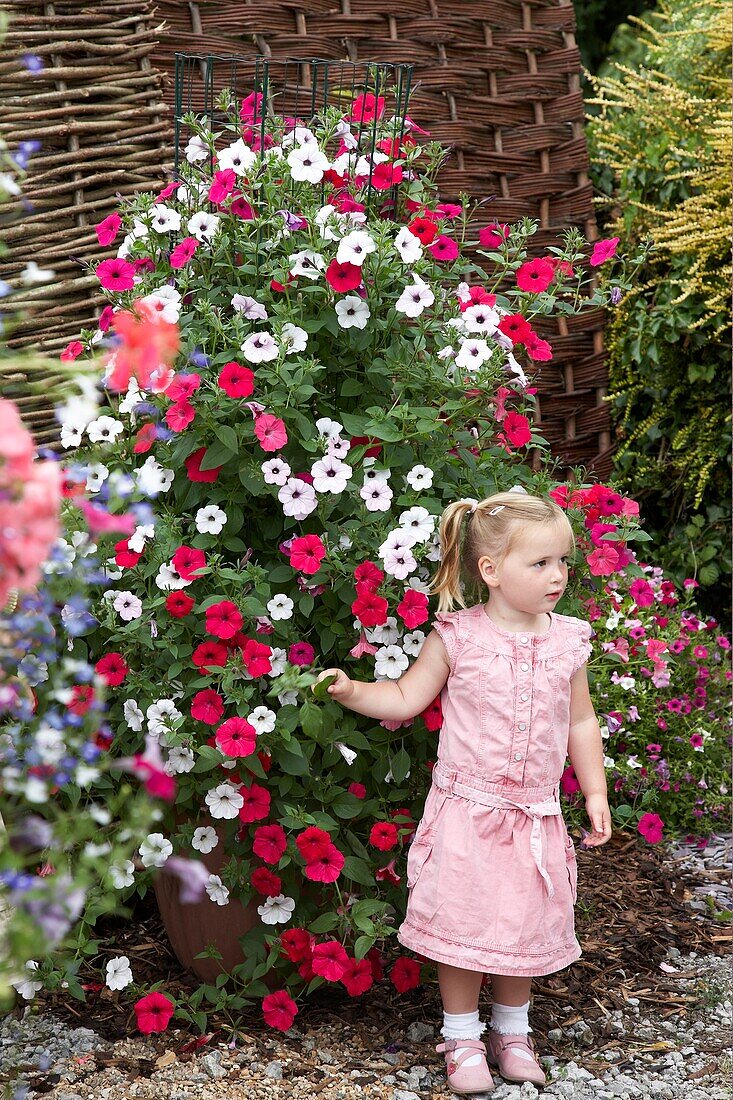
265,1059,283,1079
406,1020,434,1043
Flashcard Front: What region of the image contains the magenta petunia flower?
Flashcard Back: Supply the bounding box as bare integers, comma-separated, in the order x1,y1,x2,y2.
288,641,315,667
190,688,224,724
252,823,288,864
262,989,298,1031
215,716,256,757
590,237,620,266
165,401,195,432
637,812,664,844
516,257,555,293
311,940,349,981
218,361,254,398
205,599,243,640
254,413,288,452
170,236,199,269
427,235,459,263
238,783,271,823
96,257,135,291
289,534,326,575
95,212,122,247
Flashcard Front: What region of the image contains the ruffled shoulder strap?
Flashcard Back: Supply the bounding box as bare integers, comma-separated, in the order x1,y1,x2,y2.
432,610,465,670
562,614,593,675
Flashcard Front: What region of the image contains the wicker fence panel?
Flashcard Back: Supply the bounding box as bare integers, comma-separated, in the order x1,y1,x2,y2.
0,0,170,443
149,0,611,476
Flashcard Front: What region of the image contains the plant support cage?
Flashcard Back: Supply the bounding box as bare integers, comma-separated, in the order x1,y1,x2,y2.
173,55,414,210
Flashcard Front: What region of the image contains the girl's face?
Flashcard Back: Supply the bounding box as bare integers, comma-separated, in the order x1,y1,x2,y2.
478,521,573,616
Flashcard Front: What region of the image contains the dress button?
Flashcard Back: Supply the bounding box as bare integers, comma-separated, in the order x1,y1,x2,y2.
520,662,529,672
518,722,526,731
520,636,528,644
514,752,523,761
520,693,529,701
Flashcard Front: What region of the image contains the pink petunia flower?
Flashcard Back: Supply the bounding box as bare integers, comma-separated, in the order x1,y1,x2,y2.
289,534,326,575
165,401,196,432
254,413,288,452
60,340,83,362
170,236,199,269
289,641,315,667
238,783,272,823
303,843,345,883
262,990,299,1032
215,716,256,757
96,257,135,291
590,237,620,266
637,812,664,844
95,212,122,247
516,257,555,293
190,688,224,724
311,940,350,981
205,600,244,640
252,823,288,864
134,992,175,1034
427,235,459,263
218,361,254,398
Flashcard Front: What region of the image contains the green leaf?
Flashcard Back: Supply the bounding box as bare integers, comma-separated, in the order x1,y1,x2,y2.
353,934,377,960
312,673,337,703
214,423,239,453
309,912,339,933
329,791,364,819
299,700,323,739
390,747,411,785
200,441,233,470
278,744,311,777
342,855,376,887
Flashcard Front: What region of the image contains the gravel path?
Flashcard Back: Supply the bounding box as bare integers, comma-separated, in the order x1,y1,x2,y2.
2,836,730,1100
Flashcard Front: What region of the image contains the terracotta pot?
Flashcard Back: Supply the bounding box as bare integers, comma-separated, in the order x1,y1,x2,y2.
153,831,259,983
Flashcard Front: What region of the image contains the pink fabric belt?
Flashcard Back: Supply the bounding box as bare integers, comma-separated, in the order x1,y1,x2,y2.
432,760,563,899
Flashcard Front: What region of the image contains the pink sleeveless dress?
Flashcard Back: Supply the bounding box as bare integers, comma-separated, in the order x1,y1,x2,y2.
397,604,593,976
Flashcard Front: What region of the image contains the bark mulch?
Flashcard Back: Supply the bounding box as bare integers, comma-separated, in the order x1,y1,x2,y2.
28,833,730,1082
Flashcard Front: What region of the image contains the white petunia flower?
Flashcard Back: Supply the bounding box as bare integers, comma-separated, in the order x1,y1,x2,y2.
257,894,296,925
155,561,191,591
455,338,492,372
365,616,400,646
231,293,268,319
311,455,352,494
281,322,308,354
288,249,326,280
327,436,351,460
374,644,409,679
109,860,135,889
128,523,155,554
335,742,357,765
398,506,436,543
192,826,218,854
505,353,529,389
335,295,370,330
139,284,181,324
136,456,174,495
278,478,318,520
196,504,227,535
360,479,393,512
282,125,319,148
244,706,276,736
139,832,173,868
462,303,500,333
165,746,195,774
85,463,109,493
395,274,434,318
403,630,426,656
277,689,299,707
363,460,391,482
206,874,230,906
150,204,181,234
60,424,83,449
394,226,423,264
187,210,220,243
123,699,144,732
106,956,133,991
287,144,329,183
12,961,44,1001
241,331,279,363
315,416,343,439
218,138,257,175
261,457,292,485
336,230,376,267
21,262,55,285
206,781,244,819
267,594,294,621
113,591,142,622
405,464,434,491
267,647,288,677
146,699,183,738
184,134,209,162
87,415,124,444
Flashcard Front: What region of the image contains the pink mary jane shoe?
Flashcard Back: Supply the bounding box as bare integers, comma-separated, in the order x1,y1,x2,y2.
436,1038,495,1095
486,1030,547,1087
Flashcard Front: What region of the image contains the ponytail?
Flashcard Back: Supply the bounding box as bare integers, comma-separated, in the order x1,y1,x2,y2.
430,499,476,612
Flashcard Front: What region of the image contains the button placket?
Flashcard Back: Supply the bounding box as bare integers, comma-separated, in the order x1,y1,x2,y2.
511,636,532,771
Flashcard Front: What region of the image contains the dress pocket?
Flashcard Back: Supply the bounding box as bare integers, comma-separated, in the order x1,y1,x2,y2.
406,833,434,889
564,834,578,904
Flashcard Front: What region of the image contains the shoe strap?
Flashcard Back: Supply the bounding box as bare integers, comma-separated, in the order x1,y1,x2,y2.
436,1038,488,1068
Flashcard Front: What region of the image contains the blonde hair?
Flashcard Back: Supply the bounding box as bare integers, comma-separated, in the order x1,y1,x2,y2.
431,491,575,612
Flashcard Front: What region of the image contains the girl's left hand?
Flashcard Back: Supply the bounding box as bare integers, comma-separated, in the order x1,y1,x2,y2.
582,793,613,847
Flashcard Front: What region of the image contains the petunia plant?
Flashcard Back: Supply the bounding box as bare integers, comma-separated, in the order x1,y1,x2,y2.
51,83,727,1031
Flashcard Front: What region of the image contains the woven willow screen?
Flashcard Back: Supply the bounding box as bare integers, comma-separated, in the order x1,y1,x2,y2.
0,0,170,443
150,0,612,476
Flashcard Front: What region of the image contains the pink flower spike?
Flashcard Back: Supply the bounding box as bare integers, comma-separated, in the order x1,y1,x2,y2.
590,237,620,266
95,212,122,247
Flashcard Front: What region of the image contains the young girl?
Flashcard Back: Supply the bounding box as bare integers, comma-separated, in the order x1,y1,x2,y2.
317,491,612,1094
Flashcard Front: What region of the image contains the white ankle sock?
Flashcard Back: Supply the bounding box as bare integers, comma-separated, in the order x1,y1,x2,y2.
441,1010,486,1068
490,1001,535,1062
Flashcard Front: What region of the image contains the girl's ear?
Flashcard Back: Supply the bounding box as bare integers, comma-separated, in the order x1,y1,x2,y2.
477,554,499,588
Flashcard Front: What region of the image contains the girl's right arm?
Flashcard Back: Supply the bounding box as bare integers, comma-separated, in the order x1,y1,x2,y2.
315,630,450,723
